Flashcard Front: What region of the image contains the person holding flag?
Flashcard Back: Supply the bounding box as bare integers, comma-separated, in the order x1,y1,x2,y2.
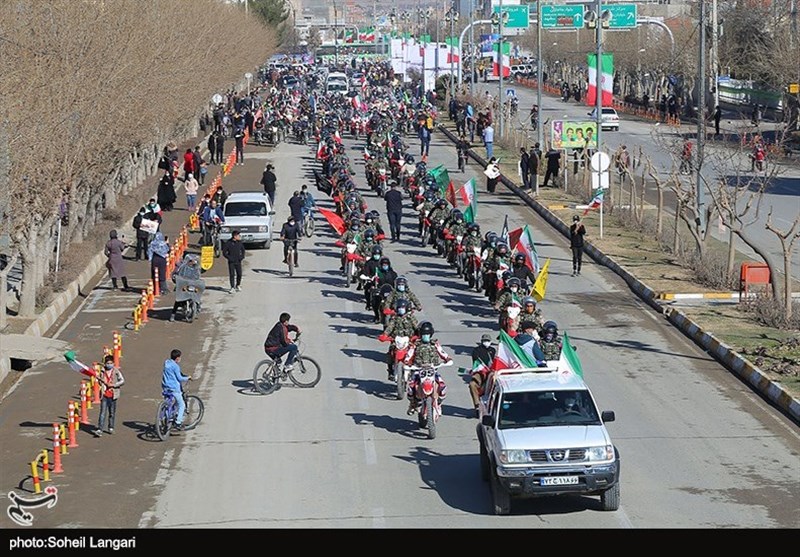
468,333,497,417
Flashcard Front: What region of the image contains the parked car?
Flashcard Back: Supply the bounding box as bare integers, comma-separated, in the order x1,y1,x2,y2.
588,107,621,131
219,192,275,249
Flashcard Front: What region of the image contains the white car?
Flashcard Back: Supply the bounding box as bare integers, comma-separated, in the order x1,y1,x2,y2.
588,107,620,132
219,192,275,249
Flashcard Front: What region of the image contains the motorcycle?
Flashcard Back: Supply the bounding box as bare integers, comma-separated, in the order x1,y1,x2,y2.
375,168,388,197
467,246,483,291
407,360,453,439
344,242,361,287
173,275,205,323
379,334,412,400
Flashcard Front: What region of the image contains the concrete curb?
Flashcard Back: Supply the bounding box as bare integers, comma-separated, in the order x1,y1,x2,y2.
437,123,800,424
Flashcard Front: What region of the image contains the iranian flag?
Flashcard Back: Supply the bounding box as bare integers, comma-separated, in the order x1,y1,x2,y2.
587,53,614,107
458,178,477,223
492,41,511,78
445,36,460,64
364,28,376,42
64,351,96,377
558,332,584,378
512,225,540,273
583,187,605,215
492,330,538,371
316,141,326,160
344,30,355,43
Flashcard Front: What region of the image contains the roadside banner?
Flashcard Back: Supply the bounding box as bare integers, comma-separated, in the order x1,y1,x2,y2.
200,246,214,271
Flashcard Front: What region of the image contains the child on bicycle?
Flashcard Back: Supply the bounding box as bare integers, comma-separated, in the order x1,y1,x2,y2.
161,349,192,430
264,313,301,371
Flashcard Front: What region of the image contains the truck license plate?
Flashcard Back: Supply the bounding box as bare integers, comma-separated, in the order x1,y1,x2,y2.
541,476,579,486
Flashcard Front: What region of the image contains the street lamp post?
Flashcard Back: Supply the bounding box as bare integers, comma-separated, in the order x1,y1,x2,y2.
585,3,611,159
491,7,509,137
418,7,432,96
444,6,459,100
333,0,340,66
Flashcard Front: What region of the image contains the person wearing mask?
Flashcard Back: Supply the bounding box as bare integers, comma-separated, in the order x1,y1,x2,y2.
184,172,199,212
214,129,225,165
569,215,586,276
147,231,170,294
378,298,418,380
404,321,451,415
468,333,496,416
169,254,203,322
207,131,219,165
193,146,206,186
132,208,150,261
93,354,125,437
234,127,245,165
222,230,245,293
510,253,536,291
519,147,531,190
157,170,177,212
104,230,129,291
384,181,403,242
264,313,301,370
261,163,277,207
161,349,192,431
279,215,302,267
514,321,548,366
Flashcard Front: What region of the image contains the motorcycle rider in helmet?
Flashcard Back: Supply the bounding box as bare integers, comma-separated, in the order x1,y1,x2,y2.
383,275,423,315
404,321,451,415
511,253,537,291
484,241,511,303
426,198,450,248
540,320,563,361
442,208,468,265
461,222,482,282
338,218,363,271
378,298,419,379
360,244,386,309
518,296,544,334
494,276,524,332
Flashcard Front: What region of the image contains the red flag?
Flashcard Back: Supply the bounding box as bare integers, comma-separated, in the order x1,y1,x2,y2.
446,181,458,207
318,207,346,236
507,227,524,250
316,141,326,160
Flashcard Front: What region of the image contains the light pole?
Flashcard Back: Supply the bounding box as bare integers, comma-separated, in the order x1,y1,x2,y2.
418,7,432,95
585,4,611,158
536,0,542,171
333,0,340,66
491,7,509,137
445,6,459,100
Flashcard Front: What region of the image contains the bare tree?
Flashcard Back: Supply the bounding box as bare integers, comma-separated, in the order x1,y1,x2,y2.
764,211,800,321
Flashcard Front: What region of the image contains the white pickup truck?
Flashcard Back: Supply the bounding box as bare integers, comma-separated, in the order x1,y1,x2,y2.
476,366,620,514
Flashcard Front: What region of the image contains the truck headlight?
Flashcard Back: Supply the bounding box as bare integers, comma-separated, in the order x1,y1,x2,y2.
586,445,614,461
499,450,530,464
258,226,267,232
220,226,231,233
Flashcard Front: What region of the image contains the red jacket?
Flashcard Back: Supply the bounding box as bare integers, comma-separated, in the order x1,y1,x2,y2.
183,152,195,173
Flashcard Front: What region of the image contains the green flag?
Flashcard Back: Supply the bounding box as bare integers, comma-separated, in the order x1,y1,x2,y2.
428,165,451,196
559,332,584,378
445,36,459,47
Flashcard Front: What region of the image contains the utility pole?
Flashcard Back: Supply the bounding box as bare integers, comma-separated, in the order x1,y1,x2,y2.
498,0,504,137
469,0,475,96
536,0,543,168
594,0,603,159
711,0,719,108
697,0,707,236
334,0,340,66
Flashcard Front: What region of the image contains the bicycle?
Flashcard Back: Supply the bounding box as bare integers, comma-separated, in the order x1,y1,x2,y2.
302,208,315,238
202,221,222,258
283,238,298,277
253,333,322,395
154,383,204,441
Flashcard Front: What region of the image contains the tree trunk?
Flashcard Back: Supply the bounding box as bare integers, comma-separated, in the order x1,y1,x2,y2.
656,185,663,238
0,253,18,330
673,204,681,254
733,229,781,300
783,250,792,321
727,227,737,282
17,236,38,317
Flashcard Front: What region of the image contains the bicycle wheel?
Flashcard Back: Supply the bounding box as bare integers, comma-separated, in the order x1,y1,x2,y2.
183,395,204,430
288,249,294,277
213,235,221,258
288,356,322,388
253,359,280,395
154,400,171,441
304,216,314,238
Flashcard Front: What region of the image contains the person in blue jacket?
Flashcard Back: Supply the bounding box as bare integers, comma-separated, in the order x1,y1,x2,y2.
161,349,192,430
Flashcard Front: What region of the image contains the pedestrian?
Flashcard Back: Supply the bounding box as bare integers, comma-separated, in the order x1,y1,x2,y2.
529,143,541,191
157,171,177,212
713,105,722,137
485,157,500,194
214,130,225,165
132,208,150,261
615,145,631,183
207,131,218,165
234,127,245,165
182,148,195,182
418,120,431,159
261,163,277,207
519,147,531,190
384,181,403,242
288,190,305,224
569,215,586,276
193,146,206,186
184,172,199,211
92,354,125,437
148,231,170,294
482,123,494,160
542,147,561,187
104,230,129,291
222,230,245,293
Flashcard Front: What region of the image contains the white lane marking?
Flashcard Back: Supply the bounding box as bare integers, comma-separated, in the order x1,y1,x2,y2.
616,506,634,528
371,507,386,528
139,448,175,527
363,428,377,466
202,337,212,354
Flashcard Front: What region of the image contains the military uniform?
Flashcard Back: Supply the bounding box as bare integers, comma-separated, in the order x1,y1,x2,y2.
540,337,562,360
384,313,419,338
518,308,545,333
384,288,422,313
404,339,450,412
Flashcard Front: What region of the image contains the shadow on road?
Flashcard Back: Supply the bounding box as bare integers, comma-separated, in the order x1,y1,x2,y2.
340,347,386,363
337,376,396,400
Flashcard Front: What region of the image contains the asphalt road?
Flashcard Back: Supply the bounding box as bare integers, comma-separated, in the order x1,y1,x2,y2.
1,127,798,530
473,81,800,280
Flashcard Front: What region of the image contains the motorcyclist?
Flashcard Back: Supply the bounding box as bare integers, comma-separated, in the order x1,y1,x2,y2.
338,218,363,271
539,320,563,361
169,254,203,322
363,210,385,239
460,222,482,281
415,190,437,236
383,275,423,315
378,298,419,380
511,253,537,291
494,276,523,329
356,228,379,267
360,244,385,305
426,198,450,248
404,321,451,415
442,209,468,265
484,241,511,303
518,296,545,334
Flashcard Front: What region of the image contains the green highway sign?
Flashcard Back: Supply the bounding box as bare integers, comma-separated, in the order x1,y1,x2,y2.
605,4,637,29
541,5,584,29
491,5,530,29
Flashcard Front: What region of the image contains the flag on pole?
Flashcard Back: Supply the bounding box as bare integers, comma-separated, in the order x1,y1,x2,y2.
428,165,451,197
445,36,460,63
531,258,551,302
583,187,605,215
459,178,477,223
587,53,614,107
316,141,326,160
507,227,524,251
492,41,511,78
64,351,96,377
558,332,584,378
446,181,458,208
492,330,538,370
500,215,509,244
512,225,540,273
318,207,346,236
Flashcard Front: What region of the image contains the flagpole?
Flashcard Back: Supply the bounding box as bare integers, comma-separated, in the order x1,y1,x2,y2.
600,196,604,239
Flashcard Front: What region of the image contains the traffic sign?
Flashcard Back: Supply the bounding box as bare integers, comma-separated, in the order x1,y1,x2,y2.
492,5,529,29
789,83,800,94
590,151,611,172
604,4,637,29
506,88,516,98
541,5,584,29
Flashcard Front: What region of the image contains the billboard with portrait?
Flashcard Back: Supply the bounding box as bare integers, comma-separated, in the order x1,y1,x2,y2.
550,120,598,150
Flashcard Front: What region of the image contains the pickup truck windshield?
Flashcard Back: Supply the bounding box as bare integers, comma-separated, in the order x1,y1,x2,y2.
498,390,600,429
225,202,268,217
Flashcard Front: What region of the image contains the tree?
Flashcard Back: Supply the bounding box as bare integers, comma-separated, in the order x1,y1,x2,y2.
249,0,290,28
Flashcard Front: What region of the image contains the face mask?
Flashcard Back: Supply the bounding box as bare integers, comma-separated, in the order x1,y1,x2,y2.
289,221,295,226
397,308,406,315
381,264,389,271
421,334,431,343
397,285,405,292
482,341,491,348
373,254,380,260
471,231,477,237
104,363,114,370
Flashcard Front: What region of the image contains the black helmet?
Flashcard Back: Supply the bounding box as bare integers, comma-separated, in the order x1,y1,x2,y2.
371,244,383,255
496,242,509,255
394,298,408,311
467,222,480,234
369,210,380,220
379,256,391,267
543,320,558,335
522,296,536,307
514,253,526,265
364,228,375,240
418,321,434,336
395,276,407,288
453,210,464,222
436,198,448,208
404,154,415,164
350,219,362,230
507,277,521,289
